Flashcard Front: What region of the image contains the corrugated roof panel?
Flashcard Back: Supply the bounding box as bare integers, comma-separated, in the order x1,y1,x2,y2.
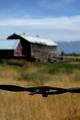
0,40,20,50
21,35,57,46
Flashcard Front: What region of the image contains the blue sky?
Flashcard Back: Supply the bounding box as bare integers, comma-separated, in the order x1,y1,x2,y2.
0,0,80,41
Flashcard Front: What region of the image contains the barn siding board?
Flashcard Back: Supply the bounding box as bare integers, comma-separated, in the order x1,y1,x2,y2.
31,44,57,62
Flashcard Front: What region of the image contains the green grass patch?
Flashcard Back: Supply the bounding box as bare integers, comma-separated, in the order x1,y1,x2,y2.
0,59,80,84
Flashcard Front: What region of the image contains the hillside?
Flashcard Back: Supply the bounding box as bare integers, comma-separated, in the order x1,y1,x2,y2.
0,59,80,120
58,41,80,54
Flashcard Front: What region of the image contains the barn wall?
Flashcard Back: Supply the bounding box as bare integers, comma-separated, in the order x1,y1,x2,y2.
31,44,57,62
0,50,14,58
8,35,31,58
21,40,31,57
14,42,22,56
13,40,31,58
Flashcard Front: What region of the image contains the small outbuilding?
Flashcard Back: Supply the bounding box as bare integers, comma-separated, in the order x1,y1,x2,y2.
7,33,58,62
0,40,22,58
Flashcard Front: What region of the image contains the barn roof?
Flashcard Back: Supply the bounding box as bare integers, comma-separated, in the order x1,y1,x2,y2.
21,35,57,46
0,40,20,50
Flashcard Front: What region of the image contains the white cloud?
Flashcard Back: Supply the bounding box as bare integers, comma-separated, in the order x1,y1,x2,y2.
0,15,80,41
0,15,80,30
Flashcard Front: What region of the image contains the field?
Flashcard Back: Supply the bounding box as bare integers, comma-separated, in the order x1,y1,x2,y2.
0,59,80,120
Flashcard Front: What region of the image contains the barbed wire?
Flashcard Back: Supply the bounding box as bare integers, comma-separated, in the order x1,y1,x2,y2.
0,85,80,97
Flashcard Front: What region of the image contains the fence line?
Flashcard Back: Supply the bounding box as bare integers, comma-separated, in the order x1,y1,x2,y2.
0,85,80,97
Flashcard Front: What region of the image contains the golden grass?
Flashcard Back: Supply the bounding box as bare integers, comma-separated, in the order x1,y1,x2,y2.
0,62,80,120
0,76,80,120
0,87,80,120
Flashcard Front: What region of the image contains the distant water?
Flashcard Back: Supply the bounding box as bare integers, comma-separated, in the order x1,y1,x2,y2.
57,41,80,54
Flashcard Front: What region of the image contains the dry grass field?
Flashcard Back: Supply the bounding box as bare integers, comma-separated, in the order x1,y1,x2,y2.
0,59,80,120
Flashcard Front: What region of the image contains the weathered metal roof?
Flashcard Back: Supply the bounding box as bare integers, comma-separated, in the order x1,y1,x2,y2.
0,40,20,50
21,35,57,46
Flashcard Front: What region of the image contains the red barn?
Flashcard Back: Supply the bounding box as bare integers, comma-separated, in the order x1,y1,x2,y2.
7,33,58,62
